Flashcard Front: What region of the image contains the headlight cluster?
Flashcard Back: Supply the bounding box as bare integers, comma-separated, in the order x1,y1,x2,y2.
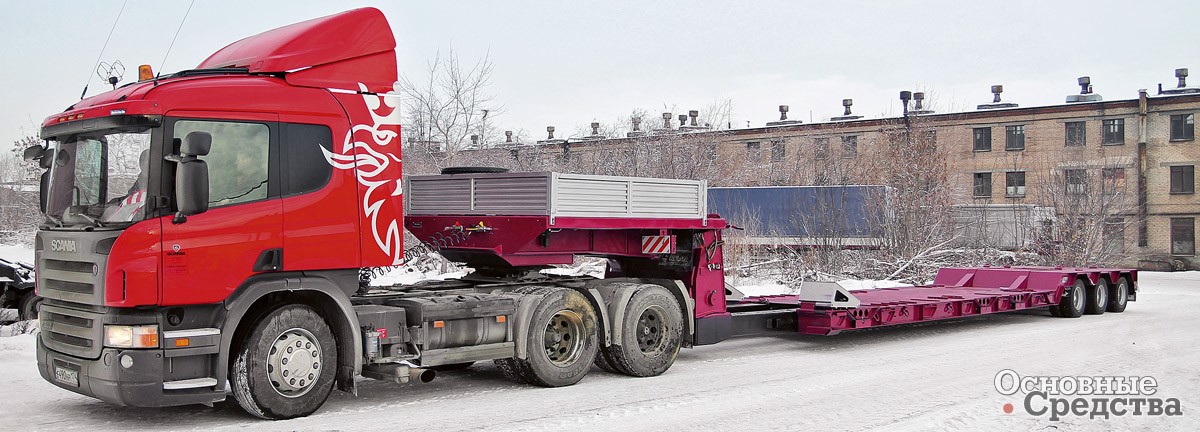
104,324,159,348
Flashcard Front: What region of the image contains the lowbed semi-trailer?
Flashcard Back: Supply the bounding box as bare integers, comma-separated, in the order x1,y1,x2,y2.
24,8,1137,420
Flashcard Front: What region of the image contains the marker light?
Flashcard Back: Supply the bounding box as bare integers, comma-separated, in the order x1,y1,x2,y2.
104,324,160,348
138,64,154,81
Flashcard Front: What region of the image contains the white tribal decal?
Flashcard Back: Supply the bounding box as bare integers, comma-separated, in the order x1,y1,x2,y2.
322,83,405,264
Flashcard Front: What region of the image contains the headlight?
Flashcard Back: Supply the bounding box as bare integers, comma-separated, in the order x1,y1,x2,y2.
104,324,159,348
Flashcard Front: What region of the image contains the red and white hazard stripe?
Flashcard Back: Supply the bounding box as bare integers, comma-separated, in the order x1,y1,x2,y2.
641,235,676,254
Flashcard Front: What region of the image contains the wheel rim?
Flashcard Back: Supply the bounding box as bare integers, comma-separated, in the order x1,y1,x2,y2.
636,305,667,354
543,310,585,366
1072,283,1085,312
1096,282,1108,307
1116,281,1128,305
266,328,322,398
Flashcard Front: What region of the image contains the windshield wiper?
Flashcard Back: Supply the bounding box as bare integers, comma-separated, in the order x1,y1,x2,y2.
44,214,64,228
74,212,105,228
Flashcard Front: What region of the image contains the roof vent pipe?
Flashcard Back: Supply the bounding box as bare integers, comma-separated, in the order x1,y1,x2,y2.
662,112,672,129
1178,68,1189,88
546,126,555,140
505,130,513,143
978,84,1019,109
830,98,863,121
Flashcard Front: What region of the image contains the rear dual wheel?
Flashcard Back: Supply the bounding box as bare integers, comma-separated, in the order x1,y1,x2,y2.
496,287,599,387
596,285,684,377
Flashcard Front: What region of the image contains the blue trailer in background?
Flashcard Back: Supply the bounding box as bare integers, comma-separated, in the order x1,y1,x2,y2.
707,185,889,248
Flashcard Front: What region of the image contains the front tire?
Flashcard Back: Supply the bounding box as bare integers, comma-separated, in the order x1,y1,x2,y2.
230,305,338,420
17,291,40,321
601,285,683,377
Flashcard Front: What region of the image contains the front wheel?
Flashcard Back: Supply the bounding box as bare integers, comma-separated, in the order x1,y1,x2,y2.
17,291,41,321
230,305,338,420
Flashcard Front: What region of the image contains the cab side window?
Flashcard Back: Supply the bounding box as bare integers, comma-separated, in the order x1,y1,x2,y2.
283,123,333,196
174,120,271,207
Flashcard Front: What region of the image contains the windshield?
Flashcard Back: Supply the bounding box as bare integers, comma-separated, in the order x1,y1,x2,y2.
44,129,153,227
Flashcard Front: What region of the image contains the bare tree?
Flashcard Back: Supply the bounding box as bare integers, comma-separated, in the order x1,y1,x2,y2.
397,48,501,171
1,135,43,245
1031,153,1139,266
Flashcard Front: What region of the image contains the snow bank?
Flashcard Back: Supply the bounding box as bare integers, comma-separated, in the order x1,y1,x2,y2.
0,320,38,337
370,265,471,286
0,244,34,264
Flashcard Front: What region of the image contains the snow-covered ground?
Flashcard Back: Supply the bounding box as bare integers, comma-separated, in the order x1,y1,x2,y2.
0,272,1196,430
0,243,34,264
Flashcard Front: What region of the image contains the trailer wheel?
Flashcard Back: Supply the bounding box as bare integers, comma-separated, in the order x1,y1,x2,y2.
17,291,41,321
1048,305,1062,317
1085,278,1109,315
511,287,599,387
1107,277,1130,313
230,305,338,420
603,285,683,377
1056,279,1086,318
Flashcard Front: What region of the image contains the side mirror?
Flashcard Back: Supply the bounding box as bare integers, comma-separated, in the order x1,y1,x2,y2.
23,145,44,162
173,132,212,223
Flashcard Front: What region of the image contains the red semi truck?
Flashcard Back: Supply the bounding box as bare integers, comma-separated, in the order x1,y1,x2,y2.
26,8,1137,420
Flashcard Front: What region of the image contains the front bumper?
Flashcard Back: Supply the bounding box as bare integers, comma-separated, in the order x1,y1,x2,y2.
37,339,224,407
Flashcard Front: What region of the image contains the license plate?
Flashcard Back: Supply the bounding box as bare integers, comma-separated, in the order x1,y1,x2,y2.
54,366,79,387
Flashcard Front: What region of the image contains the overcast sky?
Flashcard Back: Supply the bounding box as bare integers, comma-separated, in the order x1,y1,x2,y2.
2,0,1197,150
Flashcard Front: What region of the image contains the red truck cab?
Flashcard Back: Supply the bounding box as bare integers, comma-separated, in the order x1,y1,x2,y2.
32,7,403,410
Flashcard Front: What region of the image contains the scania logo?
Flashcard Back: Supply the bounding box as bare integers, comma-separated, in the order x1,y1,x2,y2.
50,239,78,253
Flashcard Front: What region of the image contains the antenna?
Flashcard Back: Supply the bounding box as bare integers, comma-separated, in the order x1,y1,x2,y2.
157,0,197,83
80,0,129,100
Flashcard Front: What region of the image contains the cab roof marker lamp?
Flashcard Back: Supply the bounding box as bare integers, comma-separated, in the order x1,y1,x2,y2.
138,64,154,81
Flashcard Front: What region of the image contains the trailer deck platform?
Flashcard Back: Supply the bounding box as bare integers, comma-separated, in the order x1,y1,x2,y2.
731,266,1137,335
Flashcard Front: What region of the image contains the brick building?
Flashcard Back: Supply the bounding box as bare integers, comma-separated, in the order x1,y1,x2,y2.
485,75,1199,269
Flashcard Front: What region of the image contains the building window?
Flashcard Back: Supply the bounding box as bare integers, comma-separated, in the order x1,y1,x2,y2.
1101,167,1126,195
746,141,761,162
1102,119,1125,145
1065,169,1088,195
1103,218,1124,254
973,127,992,152
1005,171,1026,197
841,136,858,158
770,141,785,162
814,138,830,160
973,172,992,197
1172,218,1195,256
1171,165,1195,194
1005,125,1025,151
1065,121,1086,147
1171,113,1195,141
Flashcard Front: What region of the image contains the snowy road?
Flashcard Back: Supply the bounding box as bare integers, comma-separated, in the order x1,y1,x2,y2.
2,272,1198,431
